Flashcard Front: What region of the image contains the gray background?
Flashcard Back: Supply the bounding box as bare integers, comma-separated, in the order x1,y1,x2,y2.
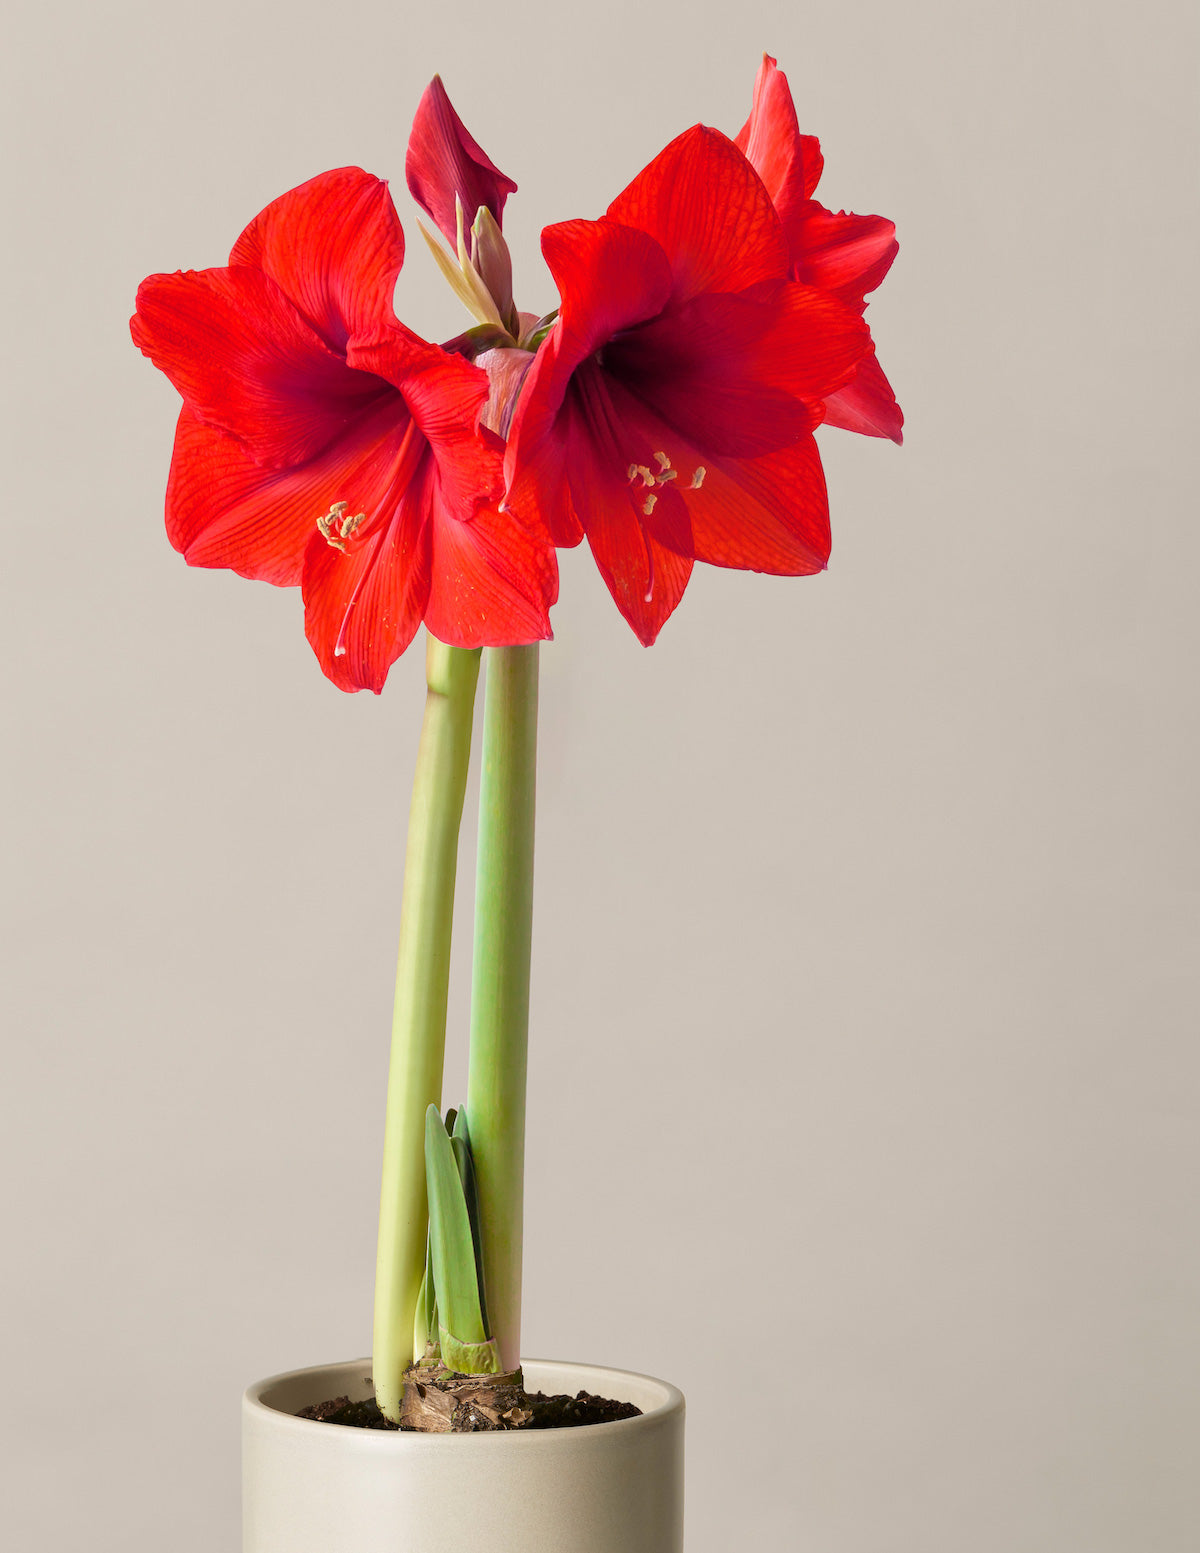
3,1,1197,1549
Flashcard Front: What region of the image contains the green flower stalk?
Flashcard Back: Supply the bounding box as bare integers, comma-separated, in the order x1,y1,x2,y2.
372,637,480,1424
466,644,540,1373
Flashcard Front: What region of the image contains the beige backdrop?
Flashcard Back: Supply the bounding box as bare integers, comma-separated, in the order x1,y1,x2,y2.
3,1,1197,1549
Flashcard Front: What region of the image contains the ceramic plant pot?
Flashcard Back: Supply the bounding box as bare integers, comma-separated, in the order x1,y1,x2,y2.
243,1357,685,1553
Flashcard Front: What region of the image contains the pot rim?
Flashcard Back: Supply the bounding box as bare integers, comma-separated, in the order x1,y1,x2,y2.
244,1357,685,1447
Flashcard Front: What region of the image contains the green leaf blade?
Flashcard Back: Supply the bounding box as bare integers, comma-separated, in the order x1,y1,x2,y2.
424,1105,495,1371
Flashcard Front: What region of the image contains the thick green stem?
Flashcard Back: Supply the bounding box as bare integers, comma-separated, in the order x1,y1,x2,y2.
373,636,480,1423
466,644,539,1373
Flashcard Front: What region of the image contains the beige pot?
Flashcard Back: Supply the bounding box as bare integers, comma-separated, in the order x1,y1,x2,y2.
243,1357,685,1553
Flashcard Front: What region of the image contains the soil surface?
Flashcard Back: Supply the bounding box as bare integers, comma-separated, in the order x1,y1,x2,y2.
297,1383,641,1432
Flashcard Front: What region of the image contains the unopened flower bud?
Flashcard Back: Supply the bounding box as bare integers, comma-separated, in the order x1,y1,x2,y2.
471,207,516,334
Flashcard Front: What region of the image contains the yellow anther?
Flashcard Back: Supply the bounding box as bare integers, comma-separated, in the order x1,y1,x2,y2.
642,493,657,516
317,501,365,553
653,451,671,470
690,467,706,489
627,464,639,483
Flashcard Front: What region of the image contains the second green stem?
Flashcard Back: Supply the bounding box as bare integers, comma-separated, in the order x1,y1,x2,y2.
466,644,539,1374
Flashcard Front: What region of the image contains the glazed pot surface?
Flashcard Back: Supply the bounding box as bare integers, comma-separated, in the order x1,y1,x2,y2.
243,1357,685,1553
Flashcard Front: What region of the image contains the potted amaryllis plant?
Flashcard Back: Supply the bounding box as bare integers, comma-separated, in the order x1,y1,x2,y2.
131,55,900,1553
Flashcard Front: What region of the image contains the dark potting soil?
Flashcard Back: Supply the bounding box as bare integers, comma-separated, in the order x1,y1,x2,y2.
297,1388,641,1432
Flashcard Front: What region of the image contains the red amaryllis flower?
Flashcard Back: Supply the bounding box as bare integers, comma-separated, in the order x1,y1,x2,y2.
131,167,555,693
504,127,872,645
736,55,903,443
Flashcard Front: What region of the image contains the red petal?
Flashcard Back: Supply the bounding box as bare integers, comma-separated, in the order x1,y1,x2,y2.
822,353,904,444
354,333,498,509
734,55,824,224
302,480,432,693
584,506,692,647
504,219,674,548
229,168,405,351
541,218,675,377
406,75,518,247
132,267,388,468
303,442,555,692
571,372,831,576
787,203,898,306
424,499,557,649
682,435,830,573
403,356,560,647
305,339,553,676
386,349,499,524
353,338,558,634
163,395,410,585
566,362,694,644
605,279,867,456
606,126,789,302
503,370,578,549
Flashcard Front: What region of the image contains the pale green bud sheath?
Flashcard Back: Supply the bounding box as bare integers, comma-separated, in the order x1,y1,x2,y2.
417,216,505,330
471,206,516,335
373,636,481,1423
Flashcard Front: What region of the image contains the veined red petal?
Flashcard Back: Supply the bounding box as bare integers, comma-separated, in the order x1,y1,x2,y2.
541,219,674,383
303,437,554,692
495,350,696,643
229,168,405,351
504,219,674,548
683,435,830,573
606,126,789,302
503,349,579,549
352,336,560,647
406,75,517,247
560,361,695,644
394,353,500,524
729,56,903,451
734,54,824,223
822,353,904,443
424,499,557,649
302,459,434,694
605,279,867,456
787,203,898,306
353,332,500,516
164,396,411,584
583,504,692,647
565,371,831,576
132,267,389,469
